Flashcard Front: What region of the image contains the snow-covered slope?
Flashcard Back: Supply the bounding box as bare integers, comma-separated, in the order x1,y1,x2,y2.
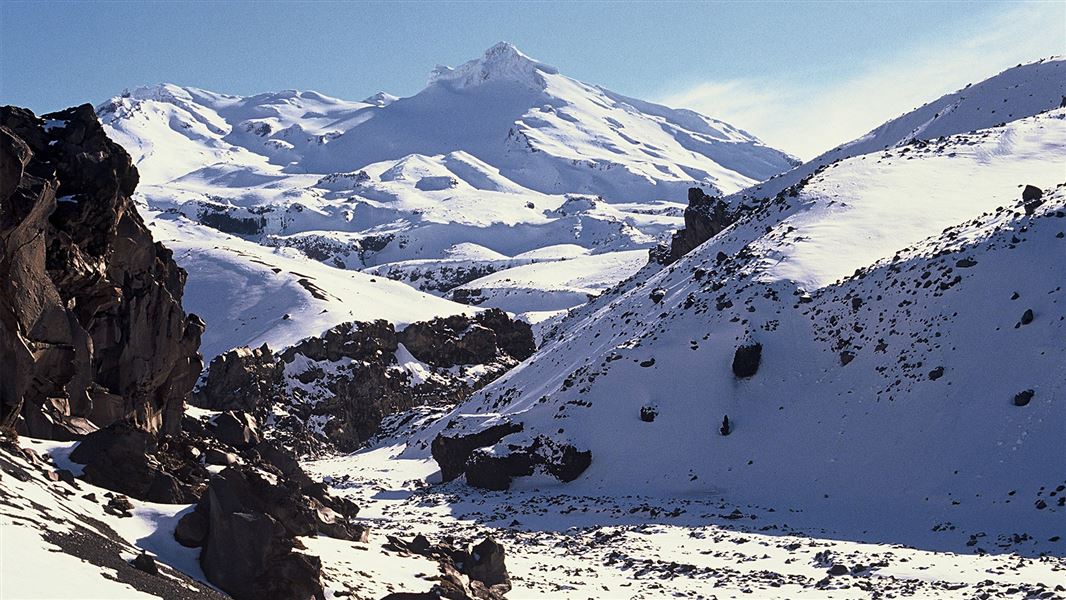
407,106,1066,550
731,56,1066,205
147,214,475,359
96,43,797,346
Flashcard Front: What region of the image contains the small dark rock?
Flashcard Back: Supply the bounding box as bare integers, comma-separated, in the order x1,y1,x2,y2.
131,553,158,575
1013,389,1035,407
827,564,849,576
175,509,208,548
466,537,510,591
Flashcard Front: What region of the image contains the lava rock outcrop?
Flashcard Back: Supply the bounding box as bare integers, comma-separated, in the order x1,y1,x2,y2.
0,105,203,438
193,310,536,453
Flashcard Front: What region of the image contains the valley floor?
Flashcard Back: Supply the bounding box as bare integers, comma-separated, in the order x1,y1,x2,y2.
304,441,1066,600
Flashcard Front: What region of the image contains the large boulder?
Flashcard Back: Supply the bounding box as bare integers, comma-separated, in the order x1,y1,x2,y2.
433,424,591,491
467,537,511,592
208,411,261,449
69,421,197,503
732,342,763,379
0,105,203,438
184,461,367,600
198,468,324,600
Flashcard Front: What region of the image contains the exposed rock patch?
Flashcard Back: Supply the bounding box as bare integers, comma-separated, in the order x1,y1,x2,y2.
194,310,535,454
655,187,747,264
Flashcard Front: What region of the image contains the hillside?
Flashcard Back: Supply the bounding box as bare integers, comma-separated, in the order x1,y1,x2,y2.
407,106,1066,552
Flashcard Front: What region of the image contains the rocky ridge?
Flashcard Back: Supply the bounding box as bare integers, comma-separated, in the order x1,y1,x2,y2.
193,309,536,455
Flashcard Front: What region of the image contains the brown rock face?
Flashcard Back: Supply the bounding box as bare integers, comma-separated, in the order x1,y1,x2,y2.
191,344,283,413
0,104,203,439
398,308,535,368
655,187,740,265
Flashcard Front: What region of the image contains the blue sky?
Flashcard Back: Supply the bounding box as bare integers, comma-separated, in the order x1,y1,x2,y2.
2,1,1063,157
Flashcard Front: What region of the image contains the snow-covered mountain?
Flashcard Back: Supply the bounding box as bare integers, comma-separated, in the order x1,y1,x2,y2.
407,94,1066,553
96,43,798,351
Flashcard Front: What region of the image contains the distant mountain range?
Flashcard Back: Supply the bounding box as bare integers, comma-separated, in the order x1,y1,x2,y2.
95,42,798,355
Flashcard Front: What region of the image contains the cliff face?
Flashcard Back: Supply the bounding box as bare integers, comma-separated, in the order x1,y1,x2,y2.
0,104,203,439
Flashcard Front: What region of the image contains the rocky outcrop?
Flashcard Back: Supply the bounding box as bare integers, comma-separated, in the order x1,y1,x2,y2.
431,422,524,482
398,309,535,367
191,466,325,600
191,344,283,413
195,310,536,454
0,105,203,439
69,421,202,503
432,423,591,491
382,534,512,600
655,188,741,265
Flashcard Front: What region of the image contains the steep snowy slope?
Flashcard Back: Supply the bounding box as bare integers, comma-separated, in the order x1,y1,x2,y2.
408,108,1066,550
731,56,1065,205
96,44,797,340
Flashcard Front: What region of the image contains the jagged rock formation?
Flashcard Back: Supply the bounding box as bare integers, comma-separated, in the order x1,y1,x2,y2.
0,105,203,439
0,104,362,600
64,407,363,600
193,309,535,454
653,187,745,265
191,344,284,413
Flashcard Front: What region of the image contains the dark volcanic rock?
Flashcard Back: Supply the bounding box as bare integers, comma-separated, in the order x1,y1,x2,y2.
1013,389,1035,407
660,188,740,264
174,509,208,548
1023,185,1045,215
69,421,196,503
192,344,283,413
732,342,763,379
0,105,203,439
274,310,534,453
195,465,332,600
640,406,657,422
399,308,535,367
434,424,591,491
432,422,524,482
208,411,261,449
467,537,511,591
281,320,397,364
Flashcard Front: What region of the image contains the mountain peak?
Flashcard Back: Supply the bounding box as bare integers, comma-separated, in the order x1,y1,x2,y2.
362,91,399,106
429,41,558,90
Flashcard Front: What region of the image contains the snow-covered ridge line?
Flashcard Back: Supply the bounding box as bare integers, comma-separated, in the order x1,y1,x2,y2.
731,55,1066,205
